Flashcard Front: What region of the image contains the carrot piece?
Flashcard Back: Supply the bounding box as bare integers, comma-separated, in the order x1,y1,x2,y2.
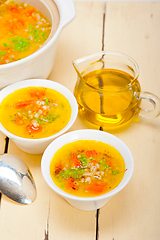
55,164,63,175
57,164,63,170
10,7,19,14
91,159,97,164
106,159,112,167
29,90,45,98
86,150,97,158
71,152,81,168
14,100,33,109
66,178,76,190
86,182,107,194
26,124,42,134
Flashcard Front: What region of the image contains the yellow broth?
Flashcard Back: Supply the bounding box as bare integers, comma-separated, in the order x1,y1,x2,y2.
50,140,126,197
0,87,71,139
0,0,52,65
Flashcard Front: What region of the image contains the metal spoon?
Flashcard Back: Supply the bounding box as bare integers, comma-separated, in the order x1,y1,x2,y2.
0,154,37,204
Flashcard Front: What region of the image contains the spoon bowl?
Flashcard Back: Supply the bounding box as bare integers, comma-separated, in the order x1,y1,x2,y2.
0,154,36,204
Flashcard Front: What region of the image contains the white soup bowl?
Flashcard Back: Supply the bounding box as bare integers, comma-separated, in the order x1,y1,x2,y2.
0,79,78,154
41,129,134,211
0,0,76,88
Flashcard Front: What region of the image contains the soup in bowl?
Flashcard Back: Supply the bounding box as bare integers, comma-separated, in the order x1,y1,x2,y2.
41,130,134,211
0,79,78,154
0,0,52,65
0,0,76,88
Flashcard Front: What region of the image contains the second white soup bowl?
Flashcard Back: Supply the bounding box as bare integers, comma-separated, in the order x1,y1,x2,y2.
0,79,78,154
41,129,134,211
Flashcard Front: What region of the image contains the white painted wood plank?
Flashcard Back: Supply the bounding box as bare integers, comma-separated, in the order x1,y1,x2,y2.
0,2,104,240
0,132,6,154
99,2,160,240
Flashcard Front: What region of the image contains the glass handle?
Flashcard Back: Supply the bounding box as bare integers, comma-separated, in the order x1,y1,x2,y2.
137,92,160,119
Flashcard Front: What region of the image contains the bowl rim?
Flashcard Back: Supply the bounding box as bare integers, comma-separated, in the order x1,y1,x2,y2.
0,79,78,142
41,129,134,202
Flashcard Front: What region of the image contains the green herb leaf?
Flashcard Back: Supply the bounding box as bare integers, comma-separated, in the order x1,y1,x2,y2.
45,98,49,105
112,170,119,175
11,36,31,51
0,51,7,57
61,103,64,109
60,168,83,180
44,113,60,123
36,118,44,124
77,154,89,166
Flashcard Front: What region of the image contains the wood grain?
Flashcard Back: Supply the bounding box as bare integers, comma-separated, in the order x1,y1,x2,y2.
99,2,160,240
0,2,160,240
0,2,104,240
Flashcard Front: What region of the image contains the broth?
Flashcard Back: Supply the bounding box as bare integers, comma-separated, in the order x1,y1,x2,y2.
50,140,126,197
0,0,52,65
0,87,71,139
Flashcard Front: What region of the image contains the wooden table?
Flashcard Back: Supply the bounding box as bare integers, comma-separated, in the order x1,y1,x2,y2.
0,1,160,239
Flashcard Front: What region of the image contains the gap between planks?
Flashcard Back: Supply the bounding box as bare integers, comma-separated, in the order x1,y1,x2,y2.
97,2,106,240
44,2,106,239
0,136,10,206
44,200,50,240
0,2,107,237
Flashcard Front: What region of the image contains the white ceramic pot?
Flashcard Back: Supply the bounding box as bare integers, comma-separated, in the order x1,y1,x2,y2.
41,130,134,211
0,0,76,89
0,79,78,154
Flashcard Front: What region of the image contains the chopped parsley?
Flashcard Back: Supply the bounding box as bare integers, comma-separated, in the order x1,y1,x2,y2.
45,98,49,105
11,36,31,51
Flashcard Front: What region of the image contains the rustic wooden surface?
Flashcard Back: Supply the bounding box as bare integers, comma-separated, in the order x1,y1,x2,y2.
0,1,160,240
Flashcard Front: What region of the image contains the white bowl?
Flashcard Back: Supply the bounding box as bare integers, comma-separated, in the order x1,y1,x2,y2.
0,79,78,154
0,0,76,89
41,129,134,211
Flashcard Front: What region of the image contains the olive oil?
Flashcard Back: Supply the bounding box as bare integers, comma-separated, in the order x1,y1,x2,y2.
74,69,141,128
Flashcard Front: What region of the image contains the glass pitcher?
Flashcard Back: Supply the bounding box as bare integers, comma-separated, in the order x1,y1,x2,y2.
73,51,160,129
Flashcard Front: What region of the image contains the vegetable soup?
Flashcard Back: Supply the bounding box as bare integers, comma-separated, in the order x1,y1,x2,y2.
0,0,52,65
50,140,126,197
0,87,71,139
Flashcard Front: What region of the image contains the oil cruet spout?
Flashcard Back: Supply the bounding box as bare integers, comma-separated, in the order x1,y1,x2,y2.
72,60,84,81
72,53,105,81
0,154,37,204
